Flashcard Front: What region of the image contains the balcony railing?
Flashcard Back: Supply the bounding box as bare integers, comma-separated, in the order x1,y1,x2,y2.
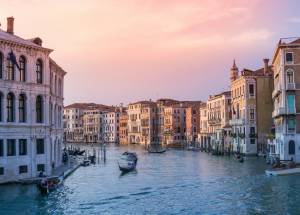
272,107,296,117
208,118,221,125
229,118,245,125
287,83,296,90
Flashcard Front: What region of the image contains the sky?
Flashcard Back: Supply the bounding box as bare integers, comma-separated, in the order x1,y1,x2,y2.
1,0,300,106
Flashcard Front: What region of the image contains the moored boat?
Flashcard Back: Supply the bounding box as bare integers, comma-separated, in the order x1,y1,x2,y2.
118,152,138,172
265,167,300,176
37,176,63,194
147,143,166,153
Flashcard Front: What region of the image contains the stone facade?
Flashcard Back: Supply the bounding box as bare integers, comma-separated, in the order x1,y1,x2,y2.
207,91,231,153
272,38,300,162
0,17,66,183
102,111,120,143
229,59,273,155
119,110,128,145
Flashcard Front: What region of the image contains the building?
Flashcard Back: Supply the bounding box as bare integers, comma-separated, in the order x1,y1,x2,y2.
198,103,210,150
272,38,300,162
163,104,186,147
127,101,157,145
63,104,84,143
229,59,273,155
207,91,231,153
185,102,201,144
102,110,120,143
119,109,128,145
0,17,66,183
82,109,103,143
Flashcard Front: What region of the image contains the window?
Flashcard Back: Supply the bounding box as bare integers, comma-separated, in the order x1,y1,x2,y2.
250,109,255,120
19,94,26,122
19,165,28,174
286,52,293,63
0,140,3,157
36,59,43,84
7,92,14,122
250,139,256,144
287,94,295,113
36,95,43,123
289,140,295,155
0,52,2,79
0,167,3,175
37,164,45,172
287,119,296,132
7,139,16,156
249,84,254,96
19,56,26,82
7,55,14,80
250,127,255,134
36,139,44,154
19,139,27,156
287,70,294,83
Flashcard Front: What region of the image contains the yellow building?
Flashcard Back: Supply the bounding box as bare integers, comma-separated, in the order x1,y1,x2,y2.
229,59,273,155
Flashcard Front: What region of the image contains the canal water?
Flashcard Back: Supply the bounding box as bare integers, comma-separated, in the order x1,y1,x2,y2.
1,144,300,215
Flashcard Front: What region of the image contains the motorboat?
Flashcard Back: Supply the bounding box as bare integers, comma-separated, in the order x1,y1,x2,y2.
265,167,300,176
265,161,300,176
187,145,201,152
37,176,63,194
147,143,166,153
118,152,138,172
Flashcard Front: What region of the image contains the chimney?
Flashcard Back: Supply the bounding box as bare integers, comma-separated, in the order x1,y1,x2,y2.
7,17,14,34
263,58,269,74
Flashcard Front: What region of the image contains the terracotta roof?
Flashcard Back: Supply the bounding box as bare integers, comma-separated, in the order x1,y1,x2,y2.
64,103,115,111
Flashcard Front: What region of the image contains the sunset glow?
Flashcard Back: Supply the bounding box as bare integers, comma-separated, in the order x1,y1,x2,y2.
1,0,300,105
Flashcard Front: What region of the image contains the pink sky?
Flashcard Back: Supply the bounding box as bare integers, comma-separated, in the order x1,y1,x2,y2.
1,0,300,105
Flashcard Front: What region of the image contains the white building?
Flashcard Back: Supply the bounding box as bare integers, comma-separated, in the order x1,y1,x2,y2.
102,111,120,143
0,17,66,183
63,104,84,143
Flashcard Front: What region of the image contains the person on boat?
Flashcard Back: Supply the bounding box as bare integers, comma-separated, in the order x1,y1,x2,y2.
39,171,45,178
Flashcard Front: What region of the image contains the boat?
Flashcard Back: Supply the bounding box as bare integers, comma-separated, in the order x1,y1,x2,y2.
186,144,201,152
234,153,244,163
81,159,91,167
37,176,63,194
265,160,300,176
147,143,166,153
265,167,300,176
118,152,138,172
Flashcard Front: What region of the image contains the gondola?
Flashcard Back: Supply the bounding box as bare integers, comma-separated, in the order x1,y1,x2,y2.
37,176,63,194
147,143,166,153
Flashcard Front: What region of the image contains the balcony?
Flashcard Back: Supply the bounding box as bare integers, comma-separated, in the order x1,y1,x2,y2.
272,84,281,98
287,83,296,90
272,107,296,118
229,118,245,126
208,118,221,125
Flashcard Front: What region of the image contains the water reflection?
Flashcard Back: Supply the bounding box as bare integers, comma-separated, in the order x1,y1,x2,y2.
1,144,300,214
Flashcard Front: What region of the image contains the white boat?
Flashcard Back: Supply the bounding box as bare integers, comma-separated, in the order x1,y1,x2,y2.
118,152,138,172
265,167,300,176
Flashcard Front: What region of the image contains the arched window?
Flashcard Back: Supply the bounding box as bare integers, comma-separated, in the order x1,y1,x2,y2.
7,55,15,80
287,69,294,84
289,140,295,155
0,52,3,79
19,94,26,122
36,95,43,123
36,59,43,84
19,56,26,82
7,92,15,122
